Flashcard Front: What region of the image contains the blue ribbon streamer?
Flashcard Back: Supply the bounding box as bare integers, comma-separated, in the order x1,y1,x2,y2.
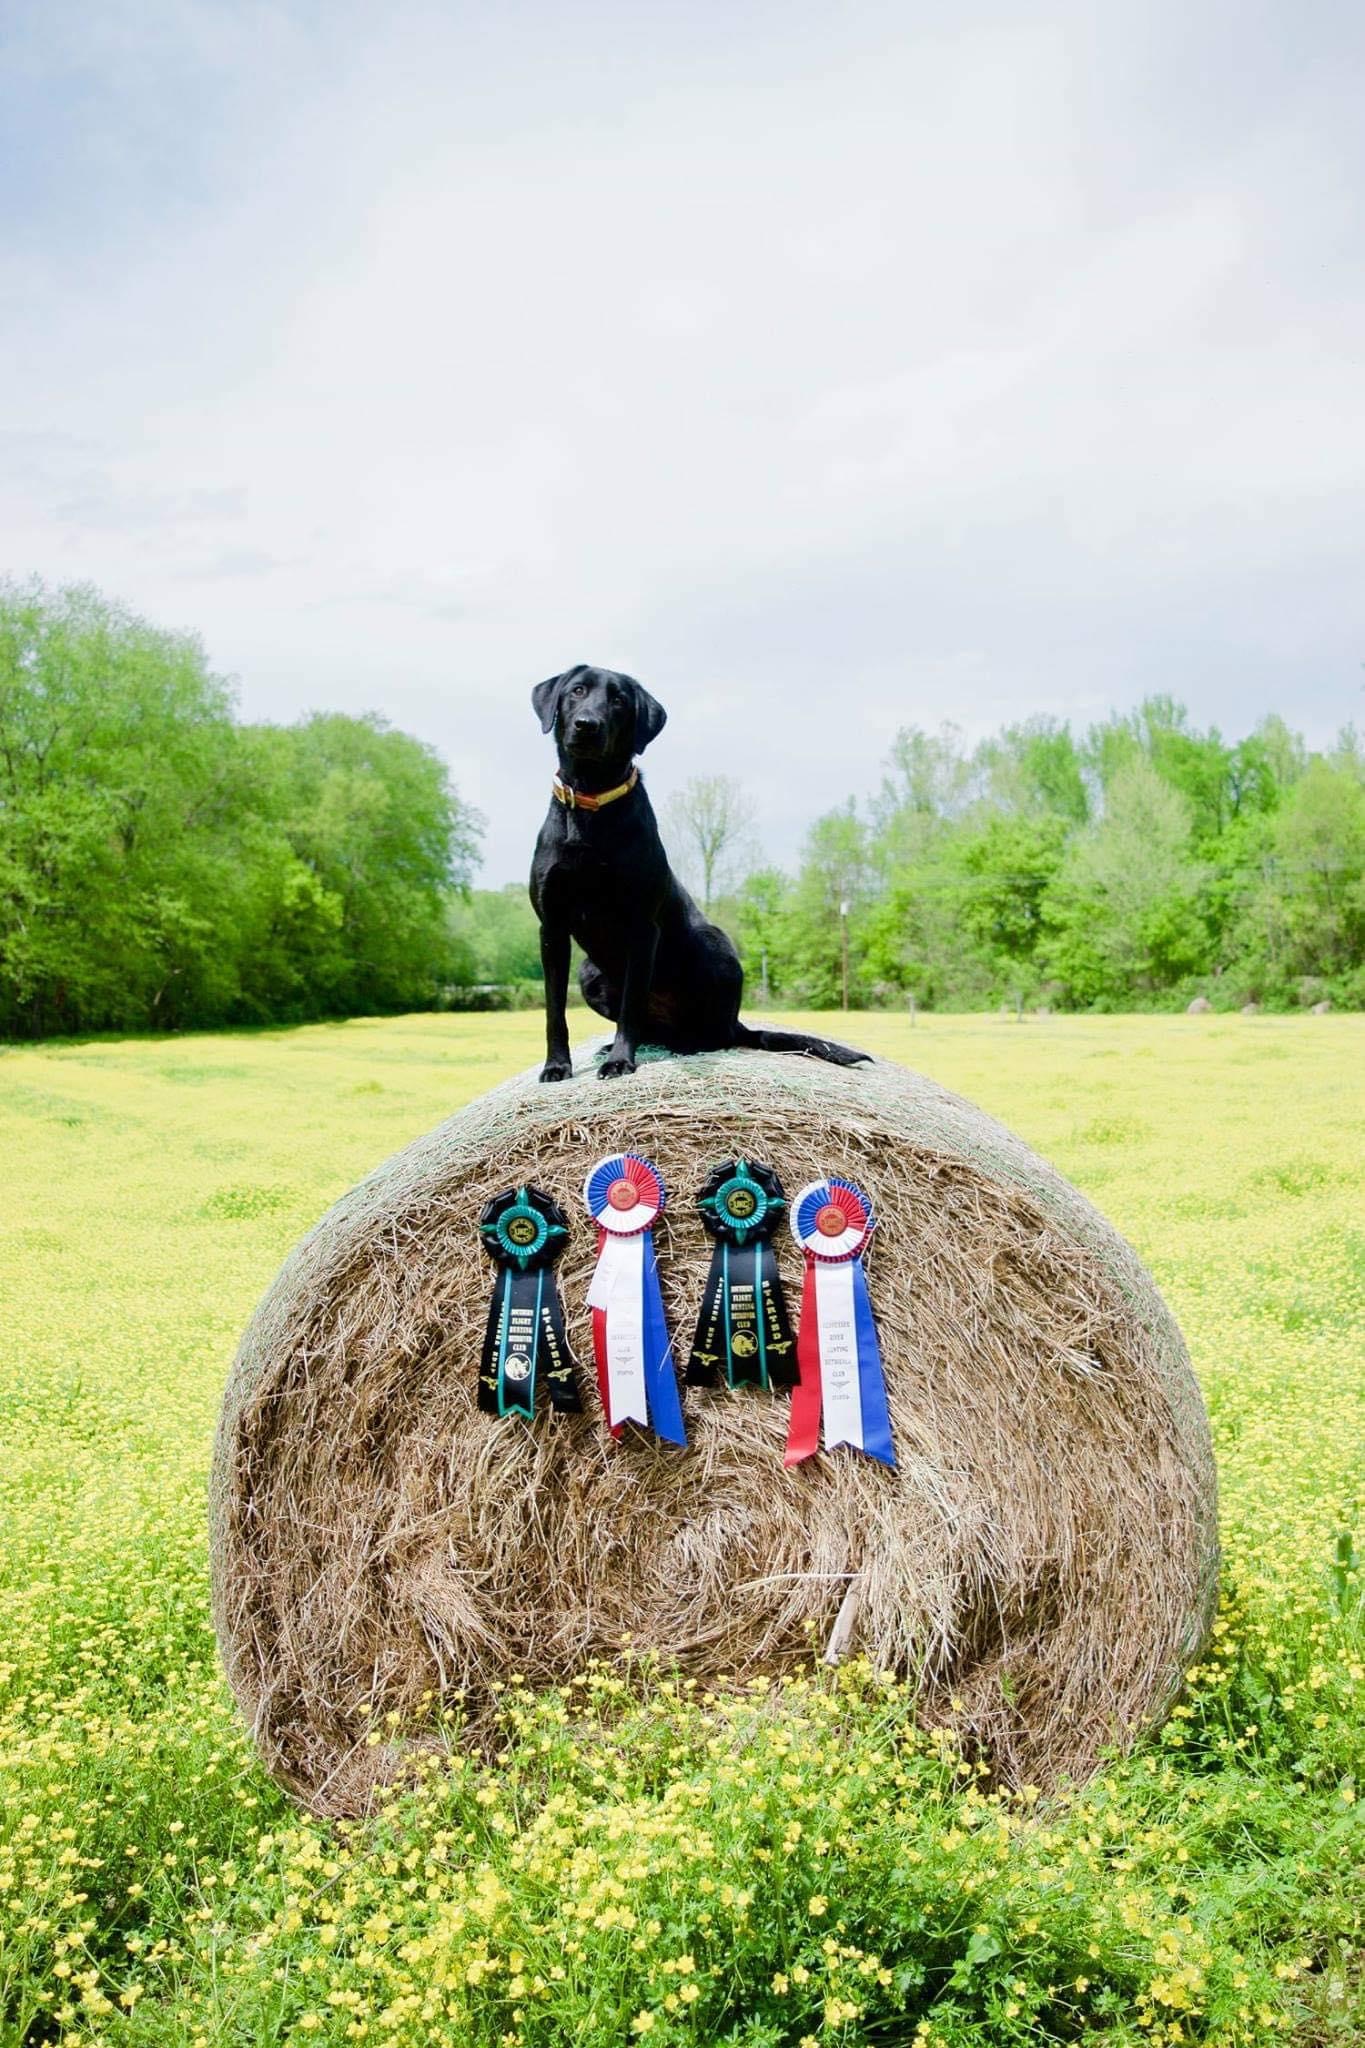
850,1257,896,1467
641,1230,687,1446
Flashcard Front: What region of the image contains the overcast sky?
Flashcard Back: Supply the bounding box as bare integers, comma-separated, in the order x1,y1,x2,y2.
3,0,1363,882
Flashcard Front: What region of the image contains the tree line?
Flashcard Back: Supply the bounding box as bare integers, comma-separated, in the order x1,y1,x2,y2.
707,703,1365,1012
0,581,480,1037
448,697,1365,1016
3,579,1362,1037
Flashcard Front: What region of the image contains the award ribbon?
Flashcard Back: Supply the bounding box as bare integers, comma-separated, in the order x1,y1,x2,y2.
784,1177,896,1468
687,1160,798,1391
583,1154,686,1445
477,1186,579,1418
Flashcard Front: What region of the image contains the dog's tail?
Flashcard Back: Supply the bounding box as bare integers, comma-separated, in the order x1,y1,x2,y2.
732,1021,872,1067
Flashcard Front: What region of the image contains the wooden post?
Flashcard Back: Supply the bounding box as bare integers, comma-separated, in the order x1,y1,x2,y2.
823,1578,861,1666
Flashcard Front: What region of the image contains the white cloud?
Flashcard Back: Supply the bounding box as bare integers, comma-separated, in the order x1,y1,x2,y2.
1,0,1362,880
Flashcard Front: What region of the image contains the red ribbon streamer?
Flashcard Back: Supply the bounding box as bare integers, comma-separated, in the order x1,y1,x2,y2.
783,1257,823,1466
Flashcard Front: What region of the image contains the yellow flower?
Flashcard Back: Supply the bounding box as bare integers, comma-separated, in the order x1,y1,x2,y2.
809,1894,828,1917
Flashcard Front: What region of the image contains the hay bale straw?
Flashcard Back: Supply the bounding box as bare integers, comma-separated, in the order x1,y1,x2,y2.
211,1047,1217,1816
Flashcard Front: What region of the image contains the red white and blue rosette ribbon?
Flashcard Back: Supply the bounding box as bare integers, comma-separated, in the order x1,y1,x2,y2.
784,1177,896,1469
583,1153,686,1446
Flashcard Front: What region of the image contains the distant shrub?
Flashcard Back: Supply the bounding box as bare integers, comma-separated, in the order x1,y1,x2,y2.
438,980,543,1013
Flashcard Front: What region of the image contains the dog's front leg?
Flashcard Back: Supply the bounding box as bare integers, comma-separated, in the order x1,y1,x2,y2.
599,920,659,1080
539,913,574,1083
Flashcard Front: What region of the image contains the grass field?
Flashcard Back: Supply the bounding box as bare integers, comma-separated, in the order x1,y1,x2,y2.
1,1012,1362,2047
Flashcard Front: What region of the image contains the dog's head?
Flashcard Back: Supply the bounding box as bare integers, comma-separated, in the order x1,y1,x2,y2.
532,664,666,769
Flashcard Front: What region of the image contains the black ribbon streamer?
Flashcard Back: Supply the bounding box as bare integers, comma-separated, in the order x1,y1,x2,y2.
686,1160,798,1391
477,1186,579,1418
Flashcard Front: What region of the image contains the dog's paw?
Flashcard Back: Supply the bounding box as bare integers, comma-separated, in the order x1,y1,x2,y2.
598,1054,637,1080
539,1058,573,1084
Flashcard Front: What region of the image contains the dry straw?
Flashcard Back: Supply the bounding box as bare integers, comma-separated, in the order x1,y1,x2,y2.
211,1045,1217,1817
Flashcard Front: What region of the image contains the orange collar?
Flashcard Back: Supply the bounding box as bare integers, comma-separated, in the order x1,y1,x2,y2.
552,764,638,812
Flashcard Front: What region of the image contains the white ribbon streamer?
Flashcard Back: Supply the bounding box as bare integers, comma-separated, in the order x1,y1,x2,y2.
588,1231,649,1427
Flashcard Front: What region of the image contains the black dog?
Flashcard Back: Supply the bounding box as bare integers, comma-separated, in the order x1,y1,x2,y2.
529,664,871,1081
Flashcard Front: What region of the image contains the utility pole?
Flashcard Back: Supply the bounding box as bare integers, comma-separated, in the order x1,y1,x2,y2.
839,900,850,1011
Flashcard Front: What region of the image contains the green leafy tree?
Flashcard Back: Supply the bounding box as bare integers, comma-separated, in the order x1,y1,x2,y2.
784,804,873,1007
1085,696,1237,850
960,813,1069,963
1265,757,1365,984
1040,758,1208,1004
724,866,792,1001
246,712,480,1017
0,579,238,1032
871,723,972,876
977,717,1089,825
448,884,543,986
0,580,482,1036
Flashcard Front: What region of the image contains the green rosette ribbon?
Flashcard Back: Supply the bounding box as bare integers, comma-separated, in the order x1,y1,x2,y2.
686,1160,798,1391
477,1185,578,1418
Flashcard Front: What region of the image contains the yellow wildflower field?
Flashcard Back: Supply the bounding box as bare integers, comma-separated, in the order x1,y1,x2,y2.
1,1012,1361,2047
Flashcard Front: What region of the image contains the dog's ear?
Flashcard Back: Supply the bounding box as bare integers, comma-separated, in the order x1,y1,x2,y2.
627,677,668,753
531,668,576,734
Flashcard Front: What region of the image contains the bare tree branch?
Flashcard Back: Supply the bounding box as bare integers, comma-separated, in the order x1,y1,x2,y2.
659,774,758,911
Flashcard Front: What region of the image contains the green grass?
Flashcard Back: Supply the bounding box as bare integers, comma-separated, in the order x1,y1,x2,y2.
1,1013,1362,2047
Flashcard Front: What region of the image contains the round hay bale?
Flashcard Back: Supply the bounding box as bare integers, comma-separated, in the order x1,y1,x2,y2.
211,1047,1217,1816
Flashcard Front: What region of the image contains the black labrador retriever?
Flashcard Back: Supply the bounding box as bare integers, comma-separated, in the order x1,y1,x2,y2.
529,663,870,1081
